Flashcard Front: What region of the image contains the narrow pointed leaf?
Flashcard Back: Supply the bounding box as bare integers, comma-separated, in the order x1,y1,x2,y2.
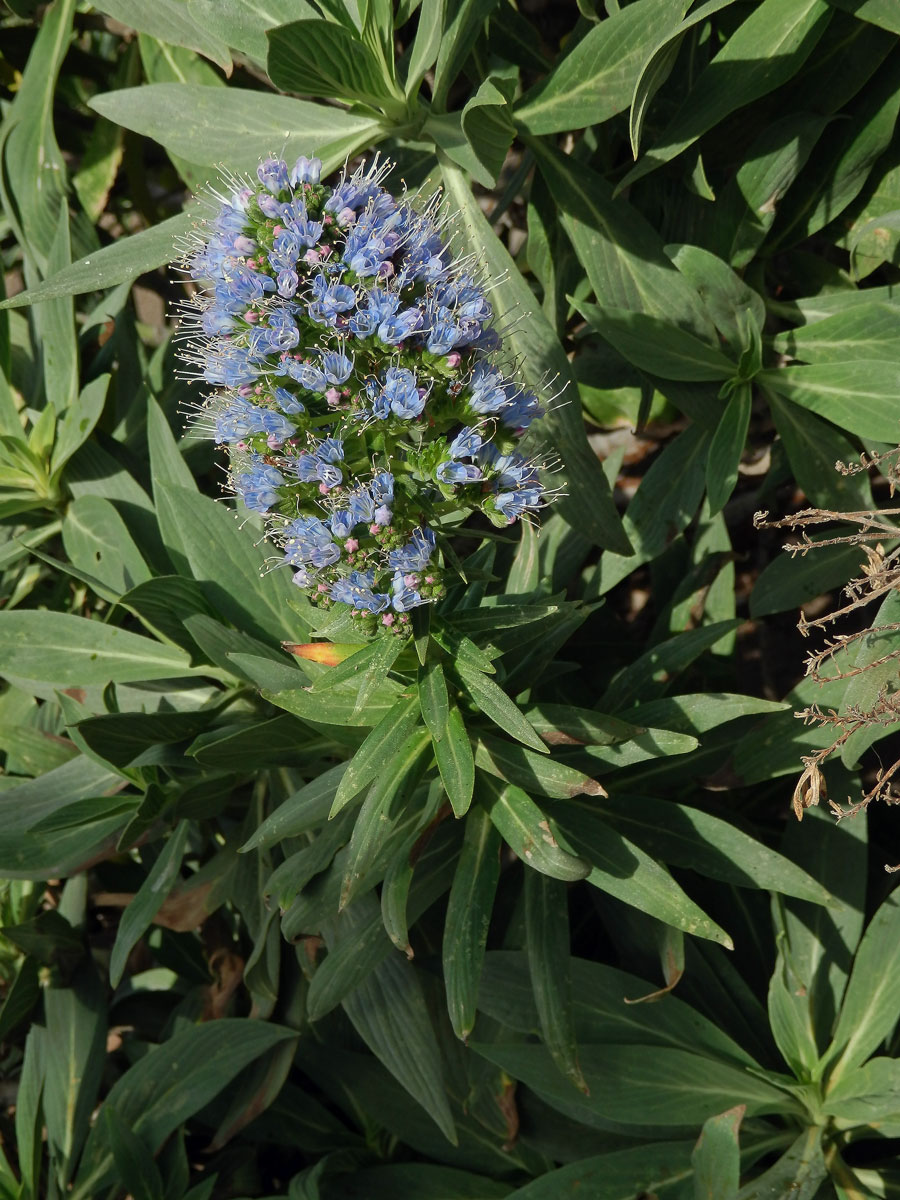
443,807,501,1040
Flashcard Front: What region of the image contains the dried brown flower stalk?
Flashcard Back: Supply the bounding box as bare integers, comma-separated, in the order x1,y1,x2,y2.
755,447,900,842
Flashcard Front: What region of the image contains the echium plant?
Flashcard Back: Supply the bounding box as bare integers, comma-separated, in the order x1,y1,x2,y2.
178,154,548,637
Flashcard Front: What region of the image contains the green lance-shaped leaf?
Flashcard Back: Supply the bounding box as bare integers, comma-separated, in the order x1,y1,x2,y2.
734,1127,826,1199
823,888,900,1087
72,1020,298,1199
515,0,688,135
92,0,232,70
550,799,732,946
768,936,819,1080
479,952,761,1068
43,960,108,1191
575,300,735,381
51,374,109,477
109,821,190,987
472,1041,797,1129
340,729,433,908
89,83,384,174
404,0,445,98
0,210,195,311
431,0,501,112
443,806,501,1040
619,0,832,191
475,734,605,800
527,140,716,340
478,774,590,882
431,75,516,188
0,0,74,271
706,383,752,516
0,958,40,1043
62,495,152,598
341,948,457,1144
0,611,193,685
504,1141,695,1200
772,301,900,365
595,794,833,906
266,19,401,111
156,485,307,645
525,870,588,1094
243,763,349,852
418,658,450,742
455,657,547,753
692,1105,743,1199
587,424,713,599
330,694,421,816
433,704,476,818
380,838,417,957
759,361,900,443
103,1107,165,1200
767,393,877,511
185,0,319,64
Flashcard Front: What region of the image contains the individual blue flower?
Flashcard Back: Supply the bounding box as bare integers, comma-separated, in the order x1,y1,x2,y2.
331,571,390,613
320,350,354,385
494,487,543,522
329,509,356,538
235,458,285,513
316,460,343,488
257,408,296,441
371,472,394,504
349,288,399,338
347,487,376,524
387,527,436,571
257,192,282,219
283,515,340,567
468,362,507,414
201,307,236,336
423,304,461,355
257,157,291,194
290,452,320,482
500,387,543,431
221,260,275,305
263,321,300,353
489,451,540,490
308,274,357,326
437,460,482,484
379,306,422,345
449,427,483,458
272,387,305,415
290,155,322,186
391,570,428,612
315,437,344,464
376,366,425,420
283,358,327,391
215,397,266,442
276,269,299,298
282,199,323,247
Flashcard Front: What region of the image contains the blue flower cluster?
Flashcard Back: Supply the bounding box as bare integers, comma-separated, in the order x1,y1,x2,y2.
180,155,548,635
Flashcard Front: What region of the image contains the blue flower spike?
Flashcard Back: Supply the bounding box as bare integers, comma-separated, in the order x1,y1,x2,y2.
179,156,550,637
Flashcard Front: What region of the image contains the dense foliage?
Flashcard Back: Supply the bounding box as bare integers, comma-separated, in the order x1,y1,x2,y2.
1,0,899,1197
